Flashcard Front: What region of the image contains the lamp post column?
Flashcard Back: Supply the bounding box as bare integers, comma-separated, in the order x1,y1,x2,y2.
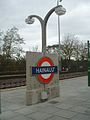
42,23,46,53
57,0,61,49
57,0,62,72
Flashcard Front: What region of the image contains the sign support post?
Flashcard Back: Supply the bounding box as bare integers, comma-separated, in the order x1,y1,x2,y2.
88,41,90,86
0,89,1,113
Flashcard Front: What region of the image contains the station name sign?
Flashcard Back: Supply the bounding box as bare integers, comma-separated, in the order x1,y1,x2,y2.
32,66,58,75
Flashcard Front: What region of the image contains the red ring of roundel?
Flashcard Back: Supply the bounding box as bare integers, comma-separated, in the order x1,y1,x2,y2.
37,57,54,84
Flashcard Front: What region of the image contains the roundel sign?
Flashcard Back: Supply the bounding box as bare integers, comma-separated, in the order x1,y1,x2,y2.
32,57,58,84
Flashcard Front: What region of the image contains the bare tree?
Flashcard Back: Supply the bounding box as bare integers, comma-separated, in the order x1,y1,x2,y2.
62,33,78,60
79,42,88,60
2,27,24,58
61,33,79,70
0,30,4,54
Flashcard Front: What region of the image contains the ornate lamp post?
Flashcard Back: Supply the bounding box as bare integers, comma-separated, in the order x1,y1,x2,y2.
25,5,66,54
57,0,63,50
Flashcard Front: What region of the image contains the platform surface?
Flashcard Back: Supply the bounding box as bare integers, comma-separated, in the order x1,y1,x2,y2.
0,76,90,120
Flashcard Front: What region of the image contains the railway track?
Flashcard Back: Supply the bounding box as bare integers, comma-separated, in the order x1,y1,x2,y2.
0,72,87,89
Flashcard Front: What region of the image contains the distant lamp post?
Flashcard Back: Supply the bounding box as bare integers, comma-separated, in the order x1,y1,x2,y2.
56,0,66,72
56,0,66,49
25,5,66,54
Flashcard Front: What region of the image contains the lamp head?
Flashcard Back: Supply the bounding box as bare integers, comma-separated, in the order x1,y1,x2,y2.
25,17,35,24
55,5,66,16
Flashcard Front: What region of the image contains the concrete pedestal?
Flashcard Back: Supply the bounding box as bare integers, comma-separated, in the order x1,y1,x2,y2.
26,52,60,105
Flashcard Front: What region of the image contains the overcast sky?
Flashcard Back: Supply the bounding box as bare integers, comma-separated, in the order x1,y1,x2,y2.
0,0,90,51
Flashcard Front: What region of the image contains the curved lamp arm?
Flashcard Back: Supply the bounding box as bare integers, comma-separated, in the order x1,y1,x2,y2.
43,5,61,53
25,15,43,27
25,15,44,52
44,5,61,26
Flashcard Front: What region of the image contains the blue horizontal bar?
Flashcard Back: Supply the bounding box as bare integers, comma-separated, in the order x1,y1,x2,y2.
32,66,58,75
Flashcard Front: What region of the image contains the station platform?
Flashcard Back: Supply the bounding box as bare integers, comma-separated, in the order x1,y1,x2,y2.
0,76,90,120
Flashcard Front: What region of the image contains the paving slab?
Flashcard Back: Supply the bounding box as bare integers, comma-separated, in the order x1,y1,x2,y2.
70,106,88,114
9,115,33,120
54,109,77,119
71,113,90,120
0,111,20,120
55,103,73,109
46,115,69,120
15,107,35,115
27,111,53,120
37,105,60,114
